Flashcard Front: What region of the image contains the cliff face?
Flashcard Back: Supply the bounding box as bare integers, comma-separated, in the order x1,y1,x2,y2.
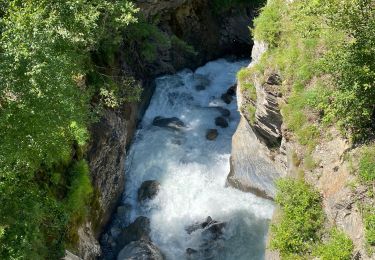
75,1,260,258
238,37,371,260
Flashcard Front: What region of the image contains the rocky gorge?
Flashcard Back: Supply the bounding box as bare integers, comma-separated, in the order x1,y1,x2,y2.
67,1,373,259
69,1,266,259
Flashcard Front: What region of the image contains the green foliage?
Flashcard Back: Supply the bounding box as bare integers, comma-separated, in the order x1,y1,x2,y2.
212,0,265,13
0,0,137,258
252,0,285,47
359,145,375,184
271,178,324,257
364,208,375,247
65,160,93,246
253,0,375,140
315,228,354,260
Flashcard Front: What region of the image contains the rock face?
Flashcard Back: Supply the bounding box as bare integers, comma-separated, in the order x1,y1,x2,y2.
252,73,283,148
227,117,281,199
117,240,164,260
138,180,161,202
228,39,283,200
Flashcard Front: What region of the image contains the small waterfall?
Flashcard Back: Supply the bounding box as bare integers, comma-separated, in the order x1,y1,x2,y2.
106,59,275,260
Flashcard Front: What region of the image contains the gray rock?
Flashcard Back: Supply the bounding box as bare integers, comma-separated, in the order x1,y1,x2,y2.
117,240,164,260
138,180,161,202
215,117,229,128
152,116,185,130
206,129,218,141
116,216,151,253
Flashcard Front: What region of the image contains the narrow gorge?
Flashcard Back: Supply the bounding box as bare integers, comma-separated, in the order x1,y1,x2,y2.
1,1,373,260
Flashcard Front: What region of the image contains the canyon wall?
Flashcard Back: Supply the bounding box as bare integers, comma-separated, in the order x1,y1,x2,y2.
233,38,371,260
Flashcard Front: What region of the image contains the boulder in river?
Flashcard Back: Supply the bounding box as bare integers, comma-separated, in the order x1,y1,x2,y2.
221,93,233,104
152,116,185,130
206,129,218,141
226,84,237,96
215,117,229,128
138,180,161,202
185,217,226,259
116,216,151,254
117,240,164,260
216,107,231,117
194,74,210,91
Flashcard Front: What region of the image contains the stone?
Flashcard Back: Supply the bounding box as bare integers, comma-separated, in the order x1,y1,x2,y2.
117,240,164,260
226,84,237,96
221,93,233,104
116,216,151,255
152,116,185,130
186,216,214,234
215,117,229,128
216,107,231,117
138,180,161,202
206,129,218,140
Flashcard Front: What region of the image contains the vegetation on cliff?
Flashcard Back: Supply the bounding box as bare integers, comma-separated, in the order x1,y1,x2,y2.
0,1,140,258
248,0,375,258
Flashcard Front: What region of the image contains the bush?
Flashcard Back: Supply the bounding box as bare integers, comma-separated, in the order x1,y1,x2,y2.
271,178,324,257
252,0,286,47
315,228,354,260
359,146,375,184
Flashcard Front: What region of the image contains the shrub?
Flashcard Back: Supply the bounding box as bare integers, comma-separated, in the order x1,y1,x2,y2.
359,146,375,184
252,0,286,47
315,228,354,260
271,178,324,257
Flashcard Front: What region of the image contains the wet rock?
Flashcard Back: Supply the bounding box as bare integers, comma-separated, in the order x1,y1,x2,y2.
138,180,161,202
206,129,218,141
226,84,237,96
202,221,226,240
221,93,233,104
216,107,231,117
152,116,185,130
116,216,151,254
185,217,226,259
186,216,214,234
195,84,206,91
117,240,164,260
186,248,198,256
215,117,229,128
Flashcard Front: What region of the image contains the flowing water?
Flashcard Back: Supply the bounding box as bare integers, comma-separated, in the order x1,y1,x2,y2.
115,59,274,260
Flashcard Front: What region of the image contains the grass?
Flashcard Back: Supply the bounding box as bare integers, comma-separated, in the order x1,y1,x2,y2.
270,178,324,258
314,228,354,260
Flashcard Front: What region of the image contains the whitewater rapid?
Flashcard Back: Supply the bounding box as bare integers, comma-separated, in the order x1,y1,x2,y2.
121,59,274,259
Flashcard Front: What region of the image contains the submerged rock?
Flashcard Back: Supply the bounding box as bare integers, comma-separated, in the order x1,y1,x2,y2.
221,93,233,104
194,74,210,91
152,116,185,130
138,180,161,202
206,129,219,141
216,107,231,117
226,84,237,96
185,217,226,259
215,117,229,128
117,240,164,260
